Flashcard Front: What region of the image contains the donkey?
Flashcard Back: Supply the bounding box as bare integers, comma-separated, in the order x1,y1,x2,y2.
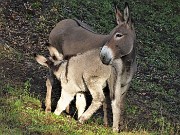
99,3,137,131
35,45,111,123
45,2,136,132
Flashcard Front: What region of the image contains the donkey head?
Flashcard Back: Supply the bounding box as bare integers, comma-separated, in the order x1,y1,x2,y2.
100,2,136,65
34,44,65,78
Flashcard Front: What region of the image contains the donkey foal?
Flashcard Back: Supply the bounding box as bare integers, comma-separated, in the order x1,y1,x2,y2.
35,45,111,123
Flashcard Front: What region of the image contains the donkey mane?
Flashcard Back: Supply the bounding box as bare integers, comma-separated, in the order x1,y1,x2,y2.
72,18,97,34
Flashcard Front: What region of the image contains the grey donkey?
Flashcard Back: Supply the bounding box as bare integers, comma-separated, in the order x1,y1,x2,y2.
35,45,111,123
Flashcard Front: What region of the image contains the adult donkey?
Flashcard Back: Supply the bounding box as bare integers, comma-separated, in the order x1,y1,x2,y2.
46,2,136,132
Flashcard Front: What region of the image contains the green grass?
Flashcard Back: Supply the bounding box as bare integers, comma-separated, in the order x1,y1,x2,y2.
0,83,152,135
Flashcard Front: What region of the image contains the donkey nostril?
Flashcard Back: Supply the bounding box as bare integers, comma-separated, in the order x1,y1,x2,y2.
103,56,105,59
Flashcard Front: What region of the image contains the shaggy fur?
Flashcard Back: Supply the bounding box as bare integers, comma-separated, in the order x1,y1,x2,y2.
35,47,111,123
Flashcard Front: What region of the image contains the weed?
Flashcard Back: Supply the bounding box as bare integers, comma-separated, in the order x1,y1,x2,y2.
31,2,42,9
24,79,31,92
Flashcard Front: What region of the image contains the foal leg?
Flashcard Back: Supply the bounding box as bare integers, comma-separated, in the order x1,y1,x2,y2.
54,89,75,115
79,83,105,123
45,70,54,113
76,93,86,119
46,71,70,114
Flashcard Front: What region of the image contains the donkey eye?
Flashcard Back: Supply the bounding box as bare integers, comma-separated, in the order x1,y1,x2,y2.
115,33,123,38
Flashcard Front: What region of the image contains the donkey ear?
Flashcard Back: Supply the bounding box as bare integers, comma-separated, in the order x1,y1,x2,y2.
124,2,131,24
46,44,63,60
34,54,49,67
115,5,124,25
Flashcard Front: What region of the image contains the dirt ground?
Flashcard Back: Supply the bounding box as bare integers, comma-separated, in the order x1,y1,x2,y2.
1,0,52,94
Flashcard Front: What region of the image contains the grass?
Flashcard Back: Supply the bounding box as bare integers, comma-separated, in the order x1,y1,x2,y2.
0,44,23,61
0,83,151,135
0,0,179,134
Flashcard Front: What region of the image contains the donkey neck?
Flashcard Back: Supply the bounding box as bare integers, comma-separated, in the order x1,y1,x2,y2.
88,33,110,49
93,34,110,43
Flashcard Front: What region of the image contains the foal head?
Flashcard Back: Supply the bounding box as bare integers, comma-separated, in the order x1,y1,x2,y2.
34,44,65,79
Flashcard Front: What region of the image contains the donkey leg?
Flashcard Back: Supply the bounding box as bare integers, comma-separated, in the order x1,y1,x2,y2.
54,89,75,115
107,59,125,132
46,71,70,114
79,84,105,124
103,100,108,126
45,71,54,113
118,86,128,130
112,84,129,132
76,93,86,119
102,82,109,126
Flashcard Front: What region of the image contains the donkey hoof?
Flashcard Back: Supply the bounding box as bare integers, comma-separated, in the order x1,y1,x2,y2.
104,123,108,127
45,108,51,113
78,116,86,124
66,114,71,118
113,127,120,133
54,109,61,115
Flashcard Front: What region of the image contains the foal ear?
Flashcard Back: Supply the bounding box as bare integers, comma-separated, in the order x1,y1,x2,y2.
46,44,63,61
115,5,124,25
34,54,49,67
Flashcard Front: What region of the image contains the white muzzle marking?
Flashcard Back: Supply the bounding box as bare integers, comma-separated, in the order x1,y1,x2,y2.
100,46,114,65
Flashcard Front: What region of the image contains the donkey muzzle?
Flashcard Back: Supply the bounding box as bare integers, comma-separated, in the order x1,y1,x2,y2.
100,46,113,65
